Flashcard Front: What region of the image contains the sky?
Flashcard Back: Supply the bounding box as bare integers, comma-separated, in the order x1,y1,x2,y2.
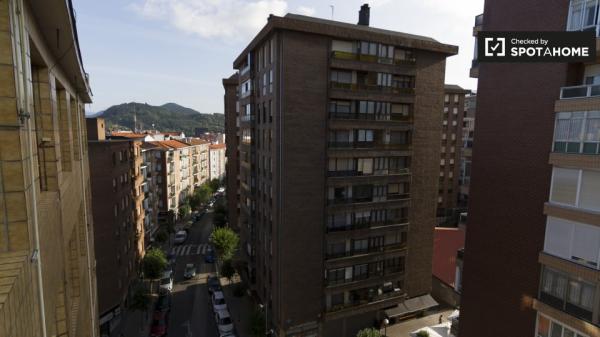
75,0,483,115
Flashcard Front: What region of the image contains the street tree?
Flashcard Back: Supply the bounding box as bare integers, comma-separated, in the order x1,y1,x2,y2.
210,227,239,262
208,178,221,192
220,259,236,283
178,202,191,218
129,285,150,331
142,248,167,280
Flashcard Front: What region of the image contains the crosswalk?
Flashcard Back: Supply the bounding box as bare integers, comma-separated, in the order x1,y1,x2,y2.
170,244,211,256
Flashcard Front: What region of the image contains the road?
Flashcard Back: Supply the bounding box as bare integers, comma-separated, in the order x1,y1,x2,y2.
167,209,219,337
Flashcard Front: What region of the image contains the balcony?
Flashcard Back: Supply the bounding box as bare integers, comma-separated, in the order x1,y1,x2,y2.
328,194,410,206
329,111,413,123
560,84,600,99
331,82,414,95
331,51,416,66
328,168,410,178
326,243,407,260
327,218,408,233
325,287,405,319
328,141,411,151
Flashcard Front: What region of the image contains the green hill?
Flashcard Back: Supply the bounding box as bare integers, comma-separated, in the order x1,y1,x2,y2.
98,102,224,134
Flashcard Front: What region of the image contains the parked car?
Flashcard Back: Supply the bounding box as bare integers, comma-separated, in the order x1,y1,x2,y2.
214,309,234,336
173,230,187,245
184,263,197,279
211,291,227,311
204,246,215,263
159,270,173,293
150,311,169,337
217,187,225,193
207,275,222,295
154,292,171,313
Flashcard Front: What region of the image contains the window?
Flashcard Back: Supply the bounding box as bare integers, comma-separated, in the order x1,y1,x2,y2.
389,131,409,145
357,130,374,142
454,94,459,103
328,158,355,175
444,94,449,102
568,0,599,31
359,41,377,56
394,48,415,62
331,70,353,84
353,264,369,279
240,79,252,97
540,267,595,324
583,111,600,153
550,167,600,211
327,268,346,285
328,242,347,258
389,157,409,173
352,239,368,253
356,158,373,175
545,216,600,268
391,104,411,120
392,75,415,89
331,292,344,306
377,73,392,87
329,130,352,146
330,100,353,117
353,185,373,202
553,112,584,153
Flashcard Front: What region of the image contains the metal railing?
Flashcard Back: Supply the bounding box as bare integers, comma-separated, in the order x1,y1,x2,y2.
331,51,416,65
560,84,600,99
330,81,414,94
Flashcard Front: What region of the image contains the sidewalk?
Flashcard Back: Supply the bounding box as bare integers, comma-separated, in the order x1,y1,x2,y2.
385,308,455,337
221,276,254,336
109,298,155,337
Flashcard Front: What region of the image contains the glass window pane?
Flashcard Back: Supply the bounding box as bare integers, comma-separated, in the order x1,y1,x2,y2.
537,315,550,337
580,170,600,211
550,322,563,337
570,1,584,30
585,116,600,141
550,168,579,205
583,0,598,26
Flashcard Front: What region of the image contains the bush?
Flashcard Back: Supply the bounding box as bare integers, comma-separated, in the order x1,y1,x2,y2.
356,328,381,337
178,203,191,218
416,331,430,337
221,259,236,282
154,230,168,244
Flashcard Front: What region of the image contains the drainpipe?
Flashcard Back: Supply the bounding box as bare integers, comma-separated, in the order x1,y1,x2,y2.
12,0,49,335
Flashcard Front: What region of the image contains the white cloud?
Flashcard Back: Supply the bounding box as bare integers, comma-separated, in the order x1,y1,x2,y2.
296,5,315,16
131,0,288,40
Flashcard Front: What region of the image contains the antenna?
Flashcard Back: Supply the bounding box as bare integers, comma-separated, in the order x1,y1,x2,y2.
330,5,334,20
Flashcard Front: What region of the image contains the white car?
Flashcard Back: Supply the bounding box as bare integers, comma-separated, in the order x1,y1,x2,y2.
211,291,227,311
159,270,173,292
173,230,187,245
214,309,234,336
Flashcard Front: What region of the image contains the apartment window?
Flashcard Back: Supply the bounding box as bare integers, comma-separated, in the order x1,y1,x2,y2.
331,70,353,84
269,70,273,93
112,178,117,191
584,111,600,153
389,131,409,145
329,130,352,147
385,256,405,274
567,0,599,32
356,129,374,142
539,267,594,323
353,264,369,280
392,75,415,88
240,80,252,97
554,112,585,153
444,94,449,102
454,94,459,103
327,268,346,285
328,213,349,230
359,41,377,55
394,48,415,62
537,314,588,337
353,185,373,202
389,157,409,173
357,158,373,175
374,157,388,173
329,100,353,117
114,204,118,217
550,167,600,211
331,293,344,306
328,242,347,258
391,104,411,121
377,73,392,87
545,216,600,268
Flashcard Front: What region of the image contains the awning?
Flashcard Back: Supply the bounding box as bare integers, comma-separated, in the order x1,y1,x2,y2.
384,294,438,318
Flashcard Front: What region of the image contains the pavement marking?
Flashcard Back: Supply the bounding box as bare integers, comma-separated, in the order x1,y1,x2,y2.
171,244,211,256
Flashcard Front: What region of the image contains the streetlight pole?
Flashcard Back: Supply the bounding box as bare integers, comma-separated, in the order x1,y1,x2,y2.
383,318,389,337
259,303,269,336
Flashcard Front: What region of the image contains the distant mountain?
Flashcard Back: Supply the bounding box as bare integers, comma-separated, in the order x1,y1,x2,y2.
97,102,224,134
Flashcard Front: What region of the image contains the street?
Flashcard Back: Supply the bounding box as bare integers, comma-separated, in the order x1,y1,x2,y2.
167,209,219,337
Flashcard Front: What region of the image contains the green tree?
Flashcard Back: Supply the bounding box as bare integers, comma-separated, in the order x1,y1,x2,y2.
142,248,167,280
129,285,151,332
194,184,212,206
220,259,236,283
208,178,221,192
416,331,430,337
178,203,191,218
356,328,382,337
210,227,239,262
154,230,168,244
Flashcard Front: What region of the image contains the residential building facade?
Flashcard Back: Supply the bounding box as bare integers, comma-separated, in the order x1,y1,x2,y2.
437,85,469,226
0,0,99,336
87,118,146,334
458,93,476,209
209,143,226,181
458,1,600,337
227,7,456,337
224,74,240,231
141,142,161,240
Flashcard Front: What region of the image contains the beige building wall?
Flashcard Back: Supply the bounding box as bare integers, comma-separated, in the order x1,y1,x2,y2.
0,0,98,336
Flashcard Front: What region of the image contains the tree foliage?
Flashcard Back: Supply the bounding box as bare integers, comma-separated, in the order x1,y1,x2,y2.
178,202,191,218
142,248,167,280
129,285,150,312
208,178,221,192
154,230,168,244
356,328,382,337
248,308,265,337
220,259,236,282
210,227,239,262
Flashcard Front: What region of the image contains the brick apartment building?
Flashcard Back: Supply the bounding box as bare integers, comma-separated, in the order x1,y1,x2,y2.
224,74,240,231
87,118,146,334
225,5,457,336
460,1,600,336
458,93,476,209
0,0,99,335
437,85,470,226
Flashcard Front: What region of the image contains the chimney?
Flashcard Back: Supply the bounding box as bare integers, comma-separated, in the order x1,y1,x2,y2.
358,4,370,26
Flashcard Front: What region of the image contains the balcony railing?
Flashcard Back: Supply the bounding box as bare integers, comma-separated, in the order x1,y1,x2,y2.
328,193,410,206
330,81,415,95
327,218,408,233
327,168,410,178
326,243,407,260
560,84,600,99
331,51,416,65
240,115,254,122
328,141,411,151
329,111,413,122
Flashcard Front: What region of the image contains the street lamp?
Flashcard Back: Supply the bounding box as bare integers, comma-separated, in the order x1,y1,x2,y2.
259,303,269,336
382,318,389,337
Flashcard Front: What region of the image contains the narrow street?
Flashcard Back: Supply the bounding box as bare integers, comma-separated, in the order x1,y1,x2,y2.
167,208,219,337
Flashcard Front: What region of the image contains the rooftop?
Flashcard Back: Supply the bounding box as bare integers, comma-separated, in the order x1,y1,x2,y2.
209,144,226,150
234,13,458,67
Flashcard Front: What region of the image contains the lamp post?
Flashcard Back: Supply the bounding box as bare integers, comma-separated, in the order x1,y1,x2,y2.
382,318,389,337
259,303,268,336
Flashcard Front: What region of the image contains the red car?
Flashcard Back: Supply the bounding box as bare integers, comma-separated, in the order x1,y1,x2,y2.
150,311,168,337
